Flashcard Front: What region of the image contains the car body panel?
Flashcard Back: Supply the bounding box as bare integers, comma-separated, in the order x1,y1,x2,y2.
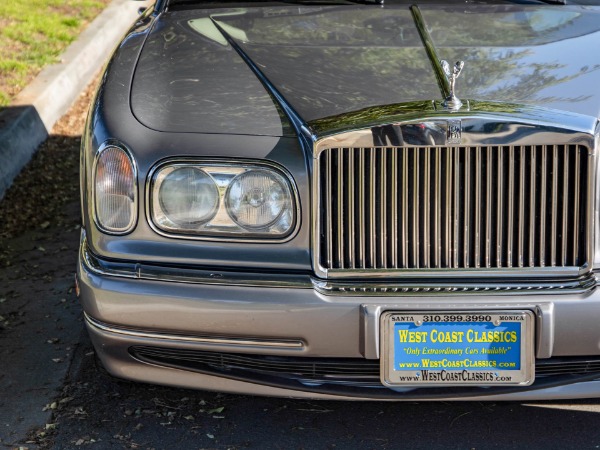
78,248,600,399
79,253,600,358
82,14,312,270
130,4,600,133
130,15,294,136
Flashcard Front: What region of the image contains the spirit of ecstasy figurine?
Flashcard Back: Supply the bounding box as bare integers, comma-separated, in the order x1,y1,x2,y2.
441,60,465,110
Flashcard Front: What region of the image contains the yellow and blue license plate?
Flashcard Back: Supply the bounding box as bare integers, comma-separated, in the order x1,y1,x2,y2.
380,311,535,387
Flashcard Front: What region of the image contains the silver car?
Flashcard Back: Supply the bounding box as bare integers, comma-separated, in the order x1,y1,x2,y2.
78,0,600,400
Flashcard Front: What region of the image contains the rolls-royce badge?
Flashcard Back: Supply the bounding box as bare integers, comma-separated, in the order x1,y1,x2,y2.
447,120,462,145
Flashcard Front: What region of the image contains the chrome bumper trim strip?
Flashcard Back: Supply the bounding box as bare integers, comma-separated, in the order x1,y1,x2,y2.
85,313,305,349
313,276,597,296
80,235,312,289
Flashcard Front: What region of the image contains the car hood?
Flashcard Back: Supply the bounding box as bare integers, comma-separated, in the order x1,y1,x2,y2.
131,3,600,136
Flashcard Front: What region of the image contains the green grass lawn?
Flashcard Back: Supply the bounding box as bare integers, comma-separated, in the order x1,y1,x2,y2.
0,0,111,106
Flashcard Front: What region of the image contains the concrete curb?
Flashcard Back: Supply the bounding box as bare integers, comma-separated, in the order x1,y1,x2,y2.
0,0,151,201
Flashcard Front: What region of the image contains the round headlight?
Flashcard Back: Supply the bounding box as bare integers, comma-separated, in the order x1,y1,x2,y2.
157,167,219,227
225,169,291,229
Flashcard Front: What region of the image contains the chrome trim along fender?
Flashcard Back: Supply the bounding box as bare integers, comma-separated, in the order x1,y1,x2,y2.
80,232,313,289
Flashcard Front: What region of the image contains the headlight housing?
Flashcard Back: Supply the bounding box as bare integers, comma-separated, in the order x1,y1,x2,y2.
149,161,298,240
93,144,137,234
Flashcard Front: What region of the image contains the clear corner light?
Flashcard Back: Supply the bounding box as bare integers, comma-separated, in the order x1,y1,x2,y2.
94,146,137,234
151,163,296,239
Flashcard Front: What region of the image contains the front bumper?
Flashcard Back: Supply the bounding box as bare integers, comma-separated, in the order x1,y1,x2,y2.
78,242,600,400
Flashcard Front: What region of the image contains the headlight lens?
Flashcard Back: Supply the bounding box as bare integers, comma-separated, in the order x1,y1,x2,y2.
157,167,219,228
94,146,137,234
226,170,289,229
150,162,296,239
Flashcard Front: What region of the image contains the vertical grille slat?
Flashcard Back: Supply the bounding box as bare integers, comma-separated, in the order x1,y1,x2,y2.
401,150,408,268
453,147,460,268
474,147,482,268
423,148,431,268
562,145,569,267
348,150,355,269
518,148,525,268
390,149,398,268
412,149,420,268
434,148,442,268
336,148,344,268
497,146,504,268
507,147,515,268
319,145,588,272
325,150,333,268
369,150,376,268
529,147,536,267
551,146,559,267
464,148,471,268
540,146,547,267
445,148,453,268
485,147,492,268
379,149,387,269
573,146,581,266
357,149,365,269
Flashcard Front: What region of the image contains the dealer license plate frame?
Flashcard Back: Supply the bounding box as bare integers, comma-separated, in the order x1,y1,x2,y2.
380,311,535,387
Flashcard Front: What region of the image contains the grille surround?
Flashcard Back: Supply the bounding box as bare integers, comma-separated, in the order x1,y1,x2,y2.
312,118,595,280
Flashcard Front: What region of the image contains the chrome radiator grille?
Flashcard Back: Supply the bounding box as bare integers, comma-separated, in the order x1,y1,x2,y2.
317,145,589,272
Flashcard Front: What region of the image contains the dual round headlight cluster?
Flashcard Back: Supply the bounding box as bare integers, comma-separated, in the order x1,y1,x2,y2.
151,163,295,237
93,149,297,238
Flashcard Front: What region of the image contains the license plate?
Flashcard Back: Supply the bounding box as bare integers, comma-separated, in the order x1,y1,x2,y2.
380,311,535,387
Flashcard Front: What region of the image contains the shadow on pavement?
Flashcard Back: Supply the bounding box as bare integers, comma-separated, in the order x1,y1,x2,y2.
46,338,600,450
0,134,82,447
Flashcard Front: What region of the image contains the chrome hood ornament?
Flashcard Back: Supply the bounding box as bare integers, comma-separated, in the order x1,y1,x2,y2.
441,60,465,110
